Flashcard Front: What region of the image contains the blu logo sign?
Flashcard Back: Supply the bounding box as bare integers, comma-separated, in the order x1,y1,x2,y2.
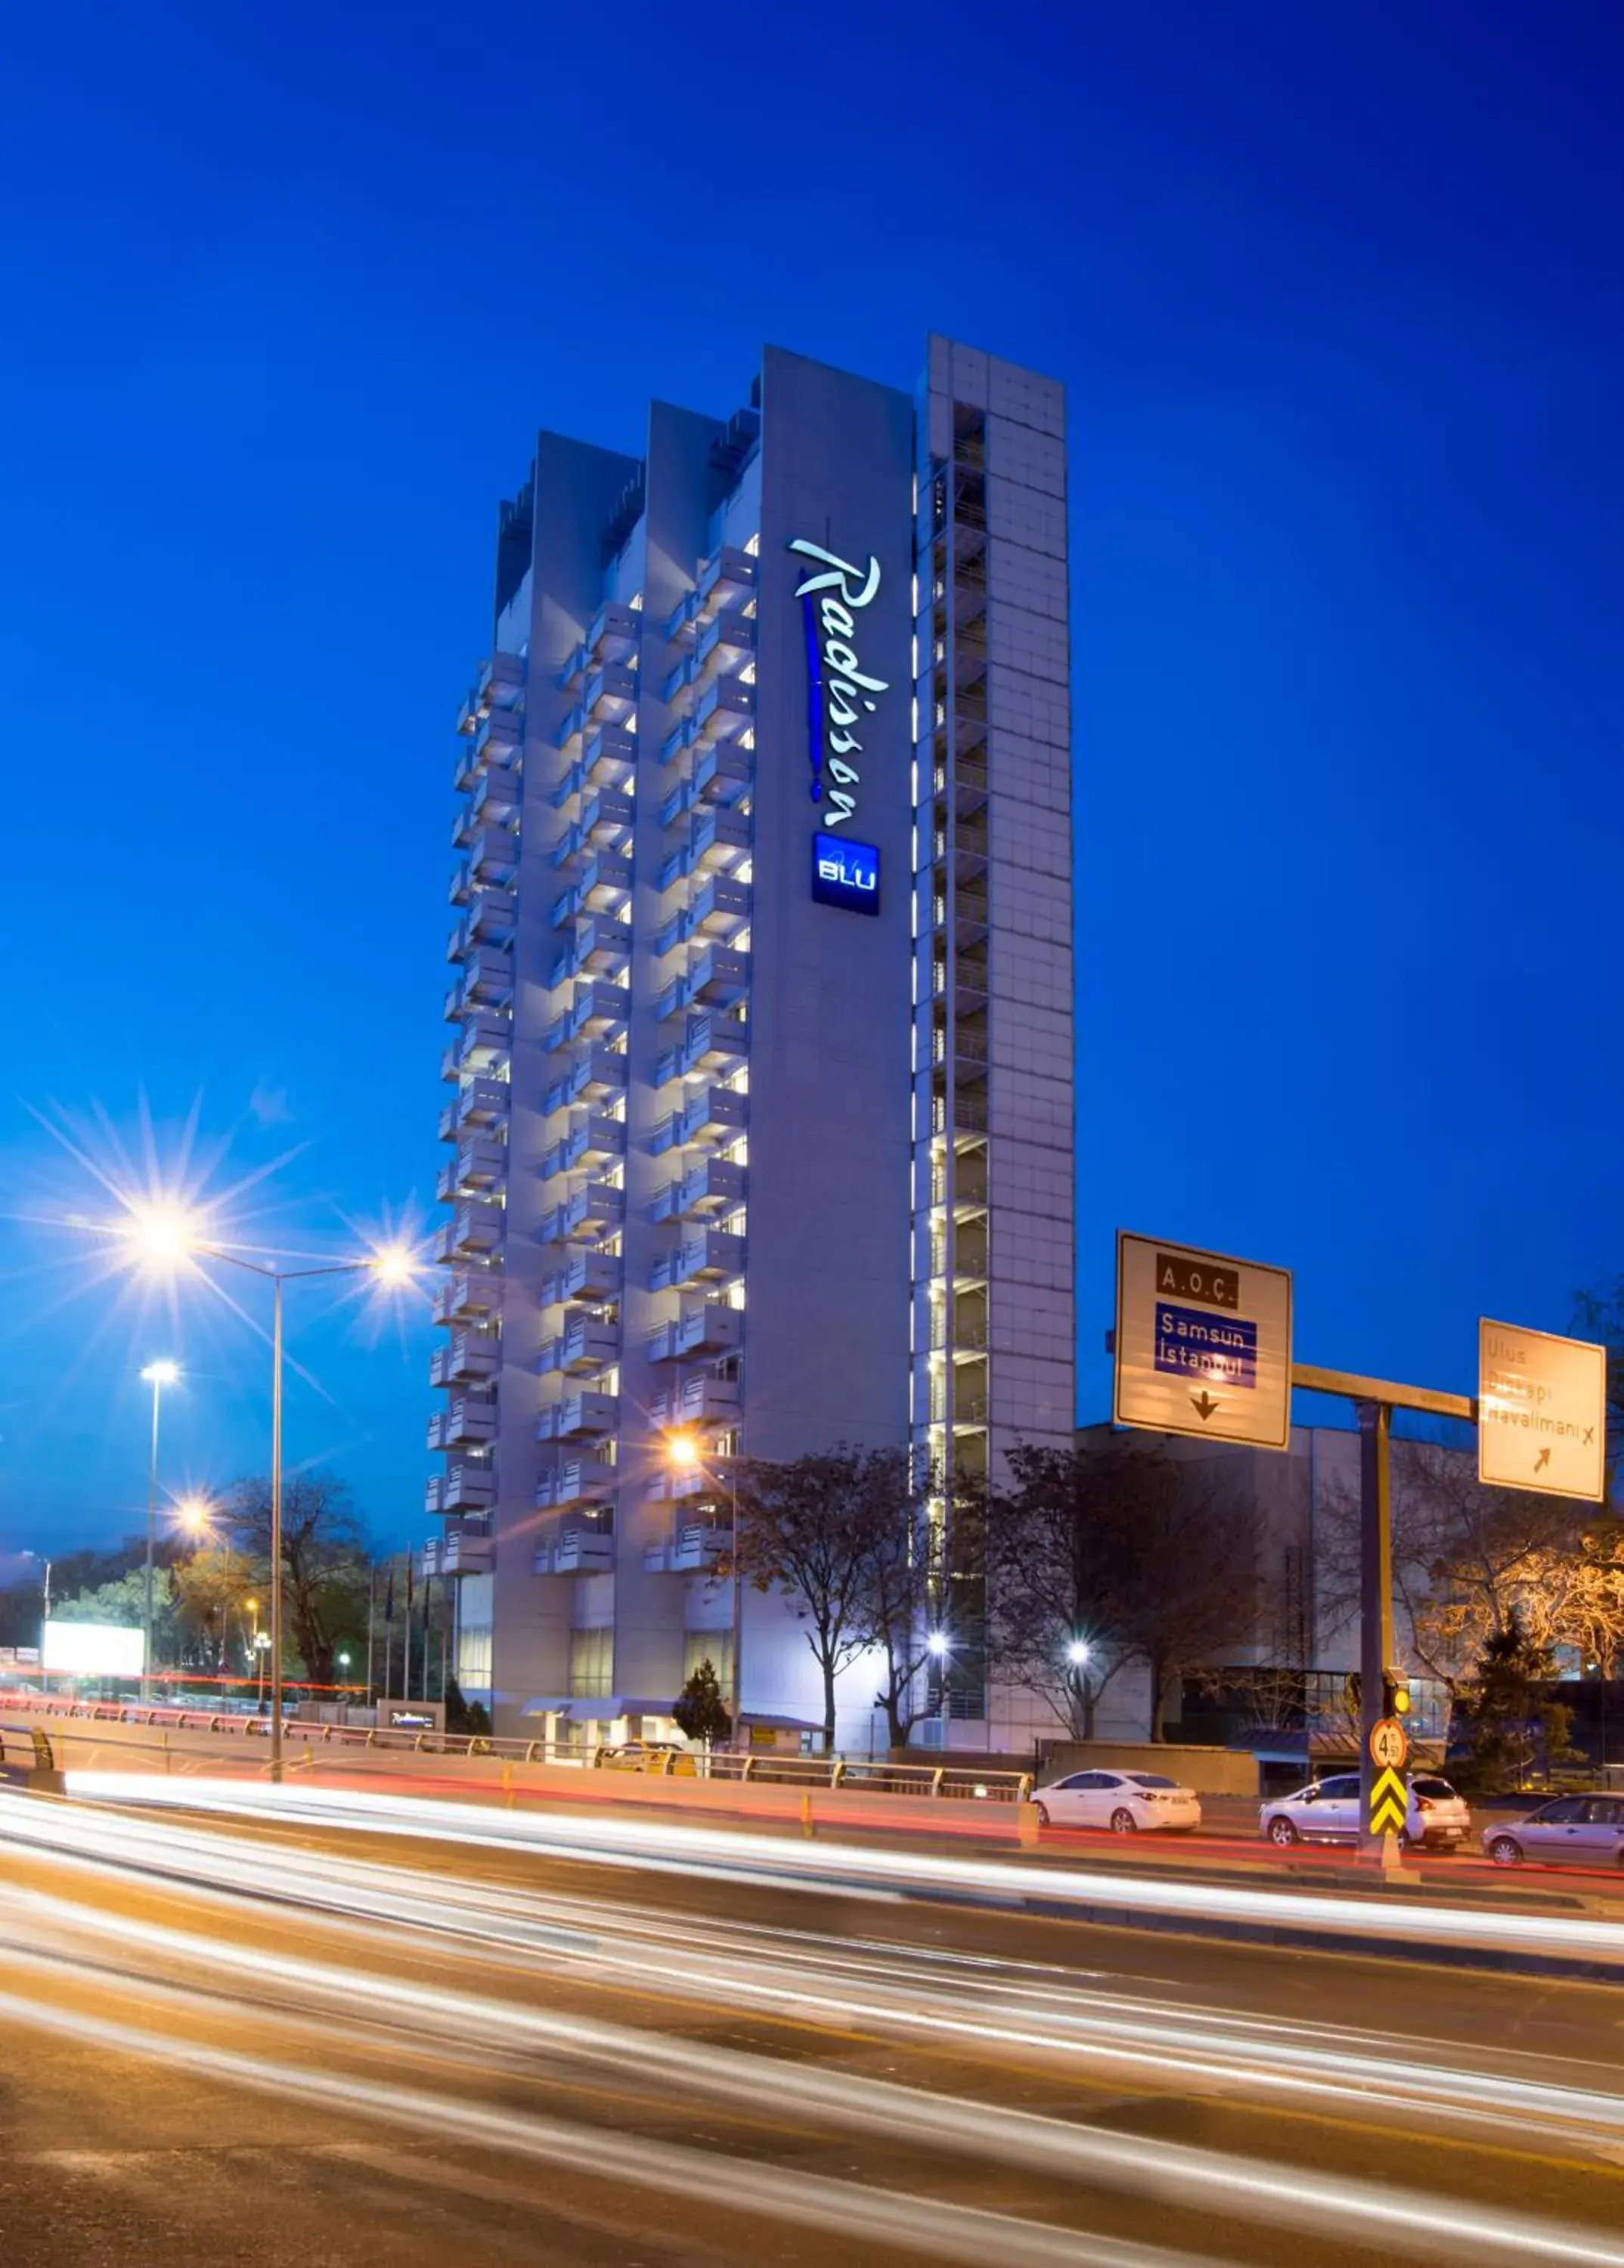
812,832,880,916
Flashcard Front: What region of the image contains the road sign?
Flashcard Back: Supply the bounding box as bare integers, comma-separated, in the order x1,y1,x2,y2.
1368,1766,1408,1838
1368,1716,1409,1771
1478,1319,1607,1503
1114,1232,1293,1449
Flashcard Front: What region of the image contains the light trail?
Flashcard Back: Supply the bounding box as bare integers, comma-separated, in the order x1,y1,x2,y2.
4,1789,1624,2266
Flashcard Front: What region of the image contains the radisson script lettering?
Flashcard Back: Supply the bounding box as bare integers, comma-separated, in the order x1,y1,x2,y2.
788,536,888,831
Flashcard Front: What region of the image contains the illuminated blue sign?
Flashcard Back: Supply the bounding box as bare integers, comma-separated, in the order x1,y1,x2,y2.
812,832,880,916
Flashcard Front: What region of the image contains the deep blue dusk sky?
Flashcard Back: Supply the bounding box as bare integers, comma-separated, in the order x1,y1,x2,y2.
2,3,1621,1559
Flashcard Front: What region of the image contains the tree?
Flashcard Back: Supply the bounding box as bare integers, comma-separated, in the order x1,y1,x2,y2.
987,1437,1260,1741
445,1677,491,1739
727,1445,899,1752
1455,1609,1578,1790
222,1475,369,1685
854,1454,974,1752
672,1659,733,1750
171,1547,257,1672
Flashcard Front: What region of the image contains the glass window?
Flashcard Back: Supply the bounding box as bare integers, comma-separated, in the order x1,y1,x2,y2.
1583,1798,1623,1825
455,1624,493,1690
683,1631,733,1698
1534,1796,1587,1823
569,1626,613,1698
1320,1777,1360,1799
1411,1777,1456,1799
1127,1774,1179,1789
1058,1772,1101,1790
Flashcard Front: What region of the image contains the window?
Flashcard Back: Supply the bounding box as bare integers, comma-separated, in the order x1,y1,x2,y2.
1319,1777,1360,1799
1535,1797,1587,1823
569,1627,612,1697
1583,1799,1622,1825
456,1624,493,1690
1411,1777,1456,1799
683,1631,733,1697
1127,1774,1179,1789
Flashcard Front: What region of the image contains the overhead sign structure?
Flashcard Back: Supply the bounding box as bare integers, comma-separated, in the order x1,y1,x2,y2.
1368,1716,1409,1773
1478,1319,1607,1503
1114,1232,1294,1450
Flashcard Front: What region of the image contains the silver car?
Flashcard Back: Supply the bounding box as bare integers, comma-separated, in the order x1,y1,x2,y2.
1483,1793,1624,1868
1260,1771,1471,1851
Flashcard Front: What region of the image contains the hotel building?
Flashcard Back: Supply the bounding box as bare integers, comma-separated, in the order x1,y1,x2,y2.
425,336,1074,1750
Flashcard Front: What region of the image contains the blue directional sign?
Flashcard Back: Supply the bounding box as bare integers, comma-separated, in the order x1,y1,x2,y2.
811,832,880,915
1154,1303,1258,1390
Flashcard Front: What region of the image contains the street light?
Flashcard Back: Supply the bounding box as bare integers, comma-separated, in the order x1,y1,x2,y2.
120,1204,417,1780
1066,1640,1091,1666
927,1631,950,1659
139,1359,180,1698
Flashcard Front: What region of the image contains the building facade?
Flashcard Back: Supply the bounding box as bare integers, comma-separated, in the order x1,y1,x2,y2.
426,336,1074,1749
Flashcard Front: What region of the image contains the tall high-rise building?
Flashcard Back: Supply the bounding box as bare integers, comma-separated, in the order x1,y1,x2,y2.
426,336,1074,1750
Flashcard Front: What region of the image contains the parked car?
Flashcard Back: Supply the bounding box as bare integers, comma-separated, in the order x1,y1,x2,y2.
1482,1793,1624,1868
594,1739,693,1774
1259,1772,1471,1851
1033,1770,1201,1834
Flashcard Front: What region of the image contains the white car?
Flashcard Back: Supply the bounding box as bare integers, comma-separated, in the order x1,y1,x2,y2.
1260,1771,1471,1851
1034,1769,1202,1834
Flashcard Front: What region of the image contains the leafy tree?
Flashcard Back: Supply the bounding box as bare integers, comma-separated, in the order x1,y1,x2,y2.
171,1547,258,1672
1455,1609,1579,1790
672,1658,733,1750
445,1676,491,1738
222,1475,369,1685
727,1445,898,1752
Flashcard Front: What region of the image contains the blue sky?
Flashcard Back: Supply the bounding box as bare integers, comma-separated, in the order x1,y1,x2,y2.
2,2,1621,1557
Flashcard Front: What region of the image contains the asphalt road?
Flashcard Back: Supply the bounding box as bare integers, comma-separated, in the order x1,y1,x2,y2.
2,1783,1624,2268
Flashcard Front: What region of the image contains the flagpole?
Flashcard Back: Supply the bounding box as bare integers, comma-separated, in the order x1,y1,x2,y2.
364,1562,375,1706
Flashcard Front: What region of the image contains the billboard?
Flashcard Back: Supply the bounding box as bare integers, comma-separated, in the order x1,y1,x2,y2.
42,1620,145,1678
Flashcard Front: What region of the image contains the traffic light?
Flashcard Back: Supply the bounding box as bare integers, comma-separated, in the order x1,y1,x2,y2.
1383,1668,1412,1718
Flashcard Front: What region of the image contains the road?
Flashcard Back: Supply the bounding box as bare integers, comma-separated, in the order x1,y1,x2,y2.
2,1782,1624,2266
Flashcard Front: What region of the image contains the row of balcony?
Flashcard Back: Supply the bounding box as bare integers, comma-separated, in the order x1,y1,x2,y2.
655,810,751,895
649,1230,745,1293
549,914,632,985
656,742,752,829
539,1111,624,1181
536,1388,616,1442
643,1523,728,1574
440,1009,511,1083
535,1457,615,1512
431,1268,501,1325
549,727,637,816
453,767,521,841
534,1525,614,1576
654,1012,748,1089
437,1074,509,1143
444,947,514,1018
433,1199,504,1263
651,1373,739,1428
451,826,519,897
429,1326,498,1388
540,1247,621,1309
554,660,637,745
426,1461,494,1516
547,785,634,863
453,707,522,792
426,1393,495,1450
551,850,634,928
447,888,516,959
649,1156,745,1224
660,612,755,704
455,650,525,739
651,1079,748,1155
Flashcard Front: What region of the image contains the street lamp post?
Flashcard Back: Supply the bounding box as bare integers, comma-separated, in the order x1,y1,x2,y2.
119,1210,415,1783
139,1360,180,1698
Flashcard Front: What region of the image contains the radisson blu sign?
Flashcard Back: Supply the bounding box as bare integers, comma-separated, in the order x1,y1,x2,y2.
789,535,888,912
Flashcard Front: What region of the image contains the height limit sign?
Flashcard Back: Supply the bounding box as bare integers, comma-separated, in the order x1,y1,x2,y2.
1114,1232,1294,1451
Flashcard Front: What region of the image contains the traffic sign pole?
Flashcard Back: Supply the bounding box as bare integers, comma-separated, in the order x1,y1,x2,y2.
1356,1401,1401,1865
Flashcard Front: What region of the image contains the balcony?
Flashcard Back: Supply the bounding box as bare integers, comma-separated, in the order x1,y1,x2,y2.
558,1309,620,1374
652,1374,740,1428
434,1135,505,1203
463,888,517,947
444,1011,510,1079
537,1525,615,1576
588,600,640,660
427,1461,496,1516
581,723,636,786
697,544,757,611
536,1458,615,1512
466,826,519,887
570,979,630,1038
680,1082,748,1145
473,707,523,767
693,675,754,745
578,850,633,909
653,1231,745,1291
421,1521,494,1579
429,1328,500,1387
426,1393,497,1451
646,1297,742,1363
556,1390,618,1439
456,1076,510,1130
562,1179,624,1237
442,1201,504,1262
681,1014,749,1077
677,1156,746,1215
460,947,516,1008
574,914,632,972
693,611,755,679
583,660,637,723
432,1269,501,1325
559,1248,621,1303
690,807,751,871
581,785,635,850
470,768,521,829
684,945,748,1008
687,873,751,936
478,651,526,708
690,742,752,807
568,1043,628,1102
556,1111,624,1171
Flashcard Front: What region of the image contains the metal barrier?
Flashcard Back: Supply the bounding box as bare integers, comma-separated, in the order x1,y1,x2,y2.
0,1690,1034,1805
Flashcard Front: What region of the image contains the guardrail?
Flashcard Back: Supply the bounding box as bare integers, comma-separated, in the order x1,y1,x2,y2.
0,1691,1033,1804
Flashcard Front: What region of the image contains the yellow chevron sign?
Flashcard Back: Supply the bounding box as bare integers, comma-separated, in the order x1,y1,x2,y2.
1368,1766,1408,1837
